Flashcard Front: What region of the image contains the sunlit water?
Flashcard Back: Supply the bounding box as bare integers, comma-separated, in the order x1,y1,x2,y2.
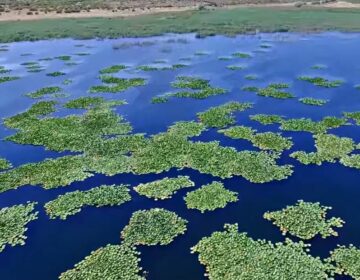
0,32,359,279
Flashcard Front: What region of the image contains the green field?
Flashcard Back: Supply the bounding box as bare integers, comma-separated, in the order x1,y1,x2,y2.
1,7,360,42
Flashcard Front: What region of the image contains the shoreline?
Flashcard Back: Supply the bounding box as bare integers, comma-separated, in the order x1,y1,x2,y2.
1,6,360,43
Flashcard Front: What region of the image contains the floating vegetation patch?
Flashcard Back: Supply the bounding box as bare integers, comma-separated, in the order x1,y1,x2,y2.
99,64,127,74
155,76,227,101
191,223,334,280
47,71,66,77
0,155,93,193
0,66,11,74
197,102,252,128
279,117,346,134
0,76,20,84
64,96,106,109
226,65,246,70
89,75,146,93
245,74,258,80
232,52,252,58
62,79,73,85
75,52,91,56
311,64,327,70
55,55,71,61
344,111,360,125
290,134,355,165
151,96,169,104
327,245,360,279
134,176,194,200
300,97,328,106
25,86,62,99
194,51,210,56
219,126,293,152
131,131,293,183
5,104,132,152
218,56,232,61
121,208,187,246
298,76,343,88
0,158,11,171
184,181,238,213
242,86,259,92
45,184,131,219
59,244,145,280
257,83,294,99
264,200,345,240
340,154,360,170
250,114,284,125
0,202,38,252
137,64,187,71
167,121,206,138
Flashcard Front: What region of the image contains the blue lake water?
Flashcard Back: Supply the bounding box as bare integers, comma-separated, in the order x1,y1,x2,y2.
0,32,359,279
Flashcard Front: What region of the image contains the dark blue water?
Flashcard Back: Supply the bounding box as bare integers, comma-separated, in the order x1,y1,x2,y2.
0,32,359,279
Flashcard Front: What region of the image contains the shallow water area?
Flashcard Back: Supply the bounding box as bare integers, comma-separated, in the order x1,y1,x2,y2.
0,32,360,279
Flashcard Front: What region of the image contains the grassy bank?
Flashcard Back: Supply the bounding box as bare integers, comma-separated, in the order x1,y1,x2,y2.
1,7,360,42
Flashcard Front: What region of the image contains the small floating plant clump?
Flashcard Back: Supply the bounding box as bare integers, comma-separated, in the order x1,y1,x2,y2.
0,66,11,74
191,223,335,280
0,158,11,170
264,200,345,240
219,126,293,152
59,244,145,280
311,64,327,70
44,184,131,220
26,86,62,98
184,181,238,213
344,111,360,125
167,121,206,138
226,65,246,71
89,75,147,93
197,101,253,128
0,76,20,84
21,61,44,73
55,55,71,61
245,74,258,80
154,76,227,102
121,208,188,246
46,71,66,77
232,52,252,58
327,245,360,279
298,76,343,88
99,64,127,74
134,176,195,200
0,202,38,252
299,97,328,106
136,63,187,71
290,134,355,165
257,83,294,99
